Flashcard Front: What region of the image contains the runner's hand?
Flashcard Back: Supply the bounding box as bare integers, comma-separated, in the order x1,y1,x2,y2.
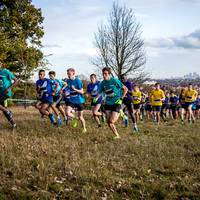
71,85,76,90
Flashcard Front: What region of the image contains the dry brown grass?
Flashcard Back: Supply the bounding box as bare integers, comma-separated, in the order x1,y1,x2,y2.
0,107,199,199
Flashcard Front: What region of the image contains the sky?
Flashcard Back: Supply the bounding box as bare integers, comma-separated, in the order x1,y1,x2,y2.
32,0,200,79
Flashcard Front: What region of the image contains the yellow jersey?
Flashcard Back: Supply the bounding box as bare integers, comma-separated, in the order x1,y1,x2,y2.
184,89,198,103
151,89,165,106
132,90,142,104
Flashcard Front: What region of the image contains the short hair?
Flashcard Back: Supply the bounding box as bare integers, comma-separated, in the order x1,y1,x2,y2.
39,69,45,74
102,67,111,74
90,74,96,78
67,68,75,73
189,83,192,86
49,71,56,76
155,82,160,86
121,75,127,80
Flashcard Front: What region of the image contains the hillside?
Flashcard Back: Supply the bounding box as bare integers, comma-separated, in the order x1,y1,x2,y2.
0,107,199,199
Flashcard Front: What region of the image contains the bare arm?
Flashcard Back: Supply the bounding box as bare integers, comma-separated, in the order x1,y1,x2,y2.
71,85,84,94
121,85,128,99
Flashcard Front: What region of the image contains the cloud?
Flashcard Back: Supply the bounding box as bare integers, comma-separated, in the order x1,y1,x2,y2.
43,44,62,48
146,29,200,49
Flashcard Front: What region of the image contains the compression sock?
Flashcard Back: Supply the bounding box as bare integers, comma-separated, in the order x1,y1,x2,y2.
49,113,56,124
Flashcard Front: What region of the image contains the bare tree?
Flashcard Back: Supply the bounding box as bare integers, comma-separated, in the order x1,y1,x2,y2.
93,2,147,81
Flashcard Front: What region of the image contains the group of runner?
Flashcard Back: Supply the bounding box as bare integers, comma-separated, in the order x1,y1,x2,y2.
35,67,128,139
0,60,199,139
34,67,199,139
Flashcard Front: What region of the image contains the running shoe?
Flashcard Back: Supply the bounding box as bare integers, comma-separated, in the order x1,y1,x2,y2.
114,135,121,139
82,128,87,133
133,125,139,133
71,119,78,128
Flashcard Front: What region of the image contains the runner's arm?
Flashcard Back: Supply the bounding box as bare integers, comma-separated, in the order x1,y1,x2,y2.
121,85,128,100
60,82,68,93
71,85,84,94
13,77,18,86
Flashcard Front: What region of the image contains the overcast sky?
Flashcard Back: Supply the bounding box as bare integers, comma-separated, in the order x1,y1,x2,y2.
32,0,200,79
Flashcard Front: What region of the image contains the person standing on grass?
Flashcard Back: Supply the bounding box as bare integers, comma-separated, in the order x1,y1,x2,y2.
0,60,18,128
48,71,68,127
150,83,165,125
64,68,87,133
97,67,128,139
36,69,57,125
184,83,198,123
86,74,103,128
121,75,138,132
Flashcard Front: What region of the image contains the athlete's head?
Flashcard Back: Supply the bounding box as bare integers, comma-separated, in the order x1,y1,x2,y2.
133,84,139,91
49,71,56,80
188,83,193,90
121,75,127,83
165,91,170,97
170,90,175,97
102,67,111,81
181,88,185,94
38,70,45,80
155,82,160,90
67,68,75,79
90,74,96,83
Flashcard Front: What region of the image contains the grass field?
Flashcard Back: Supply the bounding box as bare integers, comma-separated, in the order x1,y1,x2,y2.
0,107,199,200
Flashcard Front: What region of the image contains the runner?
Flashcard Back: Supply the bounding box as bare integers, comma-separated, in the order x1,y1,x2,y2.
179,87,187,123
49,71,68,127
65,68,87,133
62,79,74,123
0,60,18,128
194,94,200,119
169,91,179,119
121,75,138,132
98,67,128,139
184,83,198,123
161,91,170,122
150,83,165,125
145,94,153,120
140,91,146,121
132,84,142,123
36,70,56,125
86,74,103,128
